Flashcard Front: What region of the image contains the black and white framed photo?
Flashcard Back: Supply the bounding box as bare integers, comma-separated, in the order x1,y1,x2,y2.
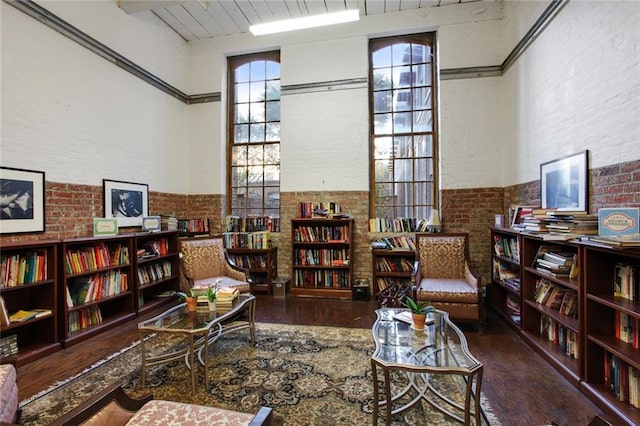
0,166,45,234
103,179,149,227
540,150,588,212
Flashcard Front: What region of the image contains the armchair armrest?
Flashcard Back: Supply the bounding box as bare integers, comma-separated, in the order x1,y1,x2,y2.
178,252,196,292
411,259,421,286
464,262,481,291
223,249,253,284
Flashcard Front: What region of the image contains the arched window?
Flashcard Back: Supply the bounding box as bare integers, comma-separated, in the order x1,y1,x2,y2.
227,51,281,218
369,34,438,222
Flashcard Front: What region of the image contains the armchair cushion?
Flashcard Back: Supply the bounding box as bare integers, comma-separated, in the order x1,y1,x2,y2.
0,363,18,424
179,238,251,294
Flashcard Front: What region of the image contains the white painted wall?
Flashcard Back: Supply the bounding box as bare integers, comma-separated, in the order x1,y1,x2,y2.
1,1,189,193
502,0,640,186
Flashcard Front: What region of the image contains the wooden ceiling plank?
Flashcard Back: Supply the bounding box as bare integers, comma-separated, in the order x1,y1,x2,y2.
182,2,226,38
208,1,244,34
164,4,211,39
153,7,196,41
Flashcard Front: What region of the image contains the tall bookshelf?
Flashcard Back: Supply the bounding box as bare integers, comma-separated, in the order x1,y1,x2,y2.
291,218,353,299
133,230,181,314
489,227,522,329
580,242,640,426
227,247,277,294
521,236,581,386
0,239,61,365
60,235,136,347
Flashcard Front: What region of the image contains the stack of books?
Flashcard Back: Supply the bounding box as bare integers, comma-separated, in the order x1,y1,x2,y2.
0,334,18,357
533,246,577,279
216,287,239,309
161,215,178,231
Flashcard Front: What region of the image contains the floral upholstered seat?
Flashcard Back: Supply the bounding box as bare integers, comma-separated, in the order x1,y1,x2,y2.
411,233,483,331
179,238,252,294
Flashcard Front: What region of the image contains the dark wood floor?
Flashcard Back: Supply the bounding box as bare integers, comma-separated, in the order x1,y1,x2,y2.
18,295,603,425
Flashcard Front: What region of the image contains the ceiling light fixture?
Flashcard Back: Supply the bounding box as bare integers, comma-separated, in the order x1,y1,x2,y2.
249,9,360,36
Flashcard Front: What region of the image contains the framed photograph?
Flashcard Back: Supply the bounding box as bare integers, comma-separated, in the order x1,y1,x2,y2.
103,179,148,227
0,166,45,234
540,151,588,212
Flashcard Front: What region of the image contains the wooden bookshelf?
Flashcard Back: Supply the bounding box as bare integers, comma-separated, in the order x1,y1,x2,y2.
579,242,640,426
489,227,523,330
290,218,353,299
0,239,61,365
371,249,415,299
60,235,136,348
227,247,277,294
133,230,181,315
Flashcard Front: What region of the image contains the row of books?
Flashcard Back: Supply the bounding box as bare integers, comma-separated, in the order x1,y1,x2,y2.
223,231,271,249
493,259,520,289
617,311,639,349
1,249,47,287
178,218,209,234
228,254,268,269
533,245,577,279
137,261,172,285
0,334,17,357
375,277,411,292
493,235,519,262
368,217,436,233
375,257,413,273
293,225,349,243
65,244,130,275
582,234,640,248
371,234,416,251
297,202,342,219
160,215,178,231
137,238,169,260
605,353,640,407
225,215,280,233
294,249,350,267
68,305,102,333
66,271,129,307
540,316,578,359
534,279,578,317
513,207,598,235
294,269,350,288
614,262,638,302
506,295,520,315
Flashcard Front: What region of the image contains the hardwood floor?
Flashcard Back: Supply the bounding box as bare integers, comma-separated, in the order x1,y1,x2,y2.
17,295,602,425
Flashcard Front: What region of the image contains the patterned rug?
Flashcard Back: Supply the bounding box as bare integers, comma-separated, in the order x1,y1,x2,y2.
19,323,499,425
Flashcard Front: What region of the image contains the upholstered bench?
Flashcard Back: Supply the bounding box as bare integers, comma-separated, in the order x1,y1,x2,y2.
0,358,19,425
49,384,274,426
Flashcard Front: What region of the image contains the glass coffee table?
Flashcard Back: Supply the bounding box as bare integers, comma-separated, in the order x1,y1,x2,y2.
138,293,256,393
371,308,483,425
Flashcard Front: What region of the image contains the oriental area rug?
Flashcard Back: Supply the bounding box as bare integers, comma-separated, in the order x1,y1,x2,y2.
19,323,500,425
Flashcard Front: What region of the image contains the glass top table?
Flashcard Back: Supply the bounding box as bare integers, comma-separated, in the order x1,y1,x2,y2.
138,293,256,393
371,308,483,425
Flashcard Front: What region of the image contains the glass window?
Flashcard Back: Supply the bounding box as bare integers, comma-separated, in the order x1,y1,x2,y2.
228,52,281,218
369,34,438,221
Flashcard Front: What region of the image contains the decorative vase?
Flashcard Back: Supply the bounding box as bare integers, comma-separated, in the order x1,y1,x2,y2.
208,300,216,312
186,297,198,312
411,312,426,330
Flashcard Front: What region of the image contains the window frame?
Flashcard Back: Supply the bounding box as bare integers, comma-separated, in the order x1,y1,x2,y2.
226,51,281,218
368,33,439,221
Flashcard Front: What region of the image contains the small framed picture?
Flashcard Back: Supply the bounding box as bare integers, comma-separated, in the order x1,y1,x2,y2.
0,166,45,234
142,216,161,232
103,179,149,227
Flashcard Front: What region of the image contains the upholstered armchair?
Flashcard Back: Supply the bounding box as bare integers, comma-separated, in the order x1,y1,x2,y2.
179,238,252,294
411,233,483,332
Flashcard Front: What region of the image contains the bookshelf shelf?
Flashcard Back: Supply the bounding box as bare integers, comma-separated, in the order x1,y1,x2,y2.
60,235,136,348
226,247,277,294
291,218,353,299
0,239,61,365
489,227,523,329
133,231,181,315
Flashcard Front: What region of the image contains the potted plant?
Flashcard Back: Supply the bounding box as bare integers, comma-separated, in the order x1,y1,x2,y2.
177,288,198,312
207,285,217,312
403,296,434,330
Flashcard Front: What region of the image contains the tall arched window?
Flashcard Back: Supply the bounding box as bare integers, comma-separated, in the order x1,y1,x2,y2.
227,51,281,219
369,34,438,222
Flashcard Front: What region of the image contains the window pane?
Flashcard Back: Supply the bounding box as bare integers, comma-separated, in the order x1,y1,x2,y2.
266,101,280,121
250,123,265,142
395,136,412,158
393,112,412,133
247,145,263,165
394,159,412,181
415,158,428,180
374,91,392,113
235,82,250,103
266,123,280,141
266,81,280,100
393,89,411,111
374,113,392,135
372,46,391,68
235,104,249,123
234,124,249,143
264,144,280,164
266,61,279,79
411,44,431,64
248,166,263,186
375,159,392,181
250,60,266,80
373,68,392,90
235,64,250,82
232,146,247,166
392,43,411,65
374,137,393,159
264,165,279,183
413,63,432,86
413,111,432,132
415,134,432,157
393,65,411,88
413,87,431,110
249,102,265,122
232,187,246,209
250,81,264,102
231,166,246,186
375,182,394,204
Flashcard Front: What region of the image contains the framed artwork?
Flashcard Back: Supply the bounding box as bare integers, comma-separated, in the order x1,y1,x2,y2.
540,150,588,212
103,179,149,227
0,166,45,234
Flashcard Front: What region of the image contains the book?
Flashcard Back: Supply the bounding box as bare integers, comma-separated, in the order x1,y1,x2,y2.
0,296,9,326
545,287,566,311
587,234,640,247
598,208,640,236
9,309,39,323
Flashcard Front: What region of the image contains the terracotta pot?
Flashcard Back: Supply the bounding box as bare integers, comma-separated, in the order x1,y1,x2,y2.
185,297,198,312
412,312,426,330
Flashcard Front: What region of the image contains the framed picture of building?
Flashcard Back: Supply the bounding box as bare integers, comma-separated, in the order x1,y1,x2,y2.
103,179,149,227
0,166,45,234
